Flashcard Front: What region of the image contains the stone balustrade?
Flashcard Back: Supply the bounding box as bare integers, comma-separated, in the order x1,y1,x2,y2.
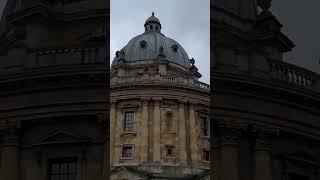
111,75,210,91
0,45,107,74
269,60,319,91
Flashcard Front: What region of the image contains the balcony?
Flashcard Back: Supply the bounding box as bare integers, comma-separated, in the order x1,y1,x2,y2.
111,75,210,91
269,60,320,92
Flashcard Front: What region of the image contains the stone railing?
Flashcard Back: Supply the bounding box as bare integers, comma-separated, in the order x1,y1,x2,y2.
194,80,211,90
0,45,107,74
33,46,107,66
269,61,319,91
111,75,210,91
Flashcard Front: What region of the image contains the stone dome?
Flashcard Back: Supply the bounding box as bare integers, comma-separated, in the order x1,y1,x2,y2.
0,0,18,35
112,12,191,69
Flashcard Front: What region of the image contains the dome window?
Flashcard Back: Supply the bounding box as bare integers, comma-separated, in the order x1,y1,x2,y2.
140,41,147,48
171,44,179,52
150,25,153,30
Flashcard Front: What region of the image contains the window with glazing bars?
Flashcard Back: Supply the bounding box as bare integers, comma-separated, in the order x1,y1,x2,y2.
48,158,77,180
165,145,175,157
122,145,133,158
200,116,209,137
202,149,210,161
124,112,134,132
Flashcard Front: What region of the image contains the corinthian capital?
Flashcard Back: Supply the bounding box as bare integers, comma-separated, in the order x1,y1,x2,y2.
2,128,19,146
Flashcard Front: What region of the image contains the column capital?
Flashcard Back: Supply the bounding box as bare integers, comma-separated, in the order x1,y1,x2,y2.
219,128,240,146
2,128,19,147
178,99,188,104
110,99,117,107
141,97,150,106
254,134,272,151
152,97,162,101
111,102,116,108
179,102,185,108
152,97,162,106
189,103,196,108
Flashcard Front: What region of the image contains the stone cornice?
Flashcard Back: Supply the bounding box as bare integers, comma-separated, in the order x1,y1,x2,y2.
213,71,320,108
0,68,107,97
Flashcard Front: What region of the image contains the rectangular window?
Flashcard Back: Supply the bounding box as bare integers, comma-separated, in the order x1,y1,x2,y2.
288,174,310,180
122,145,134,158
165,145,175,158
124,112,134,132
48,158,77,180
202,149,210,162
200,116,209,137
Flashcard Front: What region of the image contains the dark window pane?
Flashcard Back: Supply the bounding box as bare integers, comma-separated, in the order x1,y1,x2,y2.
203,150,210,161
124,112,134,132
49,158,77,180
166,146,174,157
51,164,59,174
166,112,173,132
122,145,133,158
69,175,76,180
200,117,208,136
68,162,76,173
52,175,59,180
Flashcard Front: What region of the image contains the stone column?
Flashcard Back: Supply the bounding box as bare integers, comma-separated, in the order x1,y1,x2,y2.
141,98,149,162
109,101,116,165
189,103,198,165
178,101,187,164
253,134,272,180
220,129,240,180
0,128,20,180
153,98,161,162
113,107,122,165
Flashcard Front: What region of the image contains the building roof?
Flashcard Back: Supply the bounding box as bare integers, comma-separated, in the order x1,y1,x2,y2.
212,0,257,21
0,0,18,35
112,13,191,69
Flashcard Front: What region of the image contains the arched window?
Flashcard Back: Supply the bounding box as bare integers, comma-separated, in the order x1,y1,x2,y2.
165,112,173,132
150,25,153,30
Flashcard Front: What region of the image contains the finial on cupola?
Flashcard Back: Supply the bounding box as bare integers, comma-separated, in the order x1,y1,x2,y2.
152,12,155,16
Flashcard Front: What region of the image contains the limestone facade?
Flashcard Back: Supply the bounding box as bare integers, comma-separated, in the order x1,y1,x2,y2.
0,0,108,180
212,0,320,180
110,13,210,179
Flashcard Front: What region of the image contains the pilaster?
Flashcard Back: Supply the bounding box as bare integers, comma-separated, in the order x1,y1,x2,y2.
178,100,187,164
219,128,240,180
110,100,117,165
113,106,122,165
189,103,198,165
253,132,272,180
0,128,20,180
153,98,161,162
141,97,150,163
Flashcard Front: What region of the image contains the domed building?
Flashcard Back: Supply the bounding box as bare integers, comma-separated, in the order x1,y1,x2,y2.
0,0,108,179
110,13,210,179
212,0,320,180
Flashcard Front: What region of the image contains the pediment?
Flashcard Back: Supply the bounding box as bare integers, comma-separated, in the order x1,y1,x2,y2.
32,128,90,146
283,151,320,167
110,167,147,180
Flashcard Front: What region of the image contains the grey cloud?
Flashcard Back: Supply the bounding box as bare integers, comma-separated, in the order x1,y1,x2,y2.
111,0,210,83
271,0,320,74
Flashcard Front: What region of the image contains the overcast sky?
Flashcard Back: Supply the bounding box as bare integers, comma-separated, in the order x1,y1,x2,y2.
111,0,210,83
1,0,319,77
271,0,320,74
0,0,7,18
